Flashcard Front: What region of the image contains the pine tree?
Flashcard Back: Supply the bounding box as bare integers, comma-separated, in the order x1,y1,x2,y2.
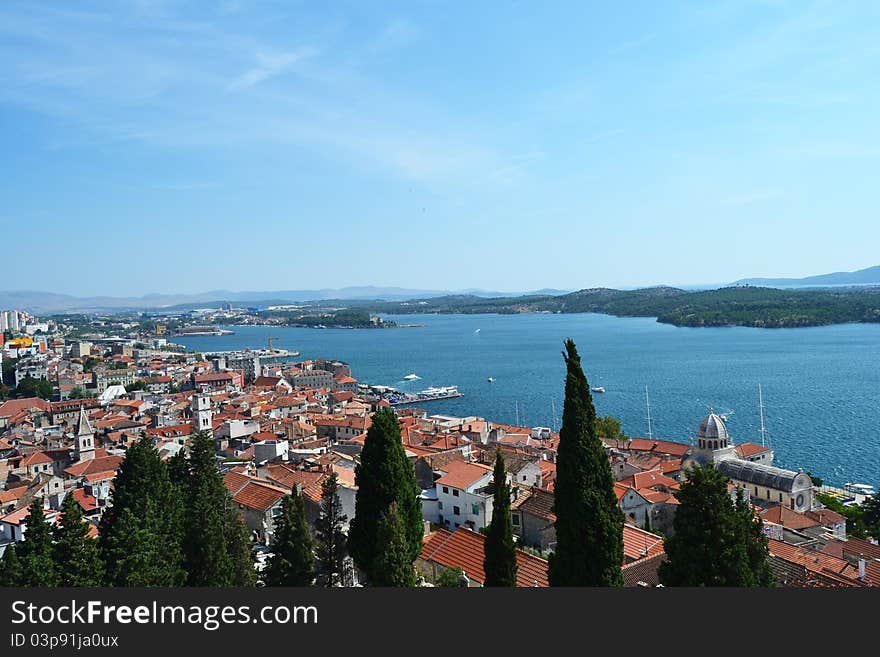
181,431,233,586
166,449,190,490
99,435,185,586
263,491,314,586
548,339,624,586
54,493,104,586
735,488,774,586
864,488,880,539
225,505,257,587
369,503,417,587
314,472,349,587
0,544,22,587
658,464,770,586
483,449,518,587
348,407,423,584
16,500,59,587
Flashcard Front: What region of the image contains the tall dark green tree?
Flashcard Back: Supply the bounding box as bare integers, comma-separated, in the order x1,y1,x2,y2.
54,494,104,586
735,488,774,586
659,464,770,586
483,449,518,587
548,339,624,586
263,491,314,586
16,501,59,586
224,505,257,587
0,544,22,587
369,503,417,587
99,435,185,586
181,431,234,586
314,472,349,587
348,407,423,585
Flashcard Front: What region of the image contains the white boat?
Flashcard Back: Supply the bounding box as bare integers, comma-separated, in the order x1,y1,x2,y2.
591,386,606,393
843,483,876,496
487,377,495,383
403,373,421,381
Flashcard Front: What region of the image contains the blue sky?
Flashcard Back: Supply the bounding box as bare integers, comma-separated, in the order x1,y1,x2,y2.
2,0,879,296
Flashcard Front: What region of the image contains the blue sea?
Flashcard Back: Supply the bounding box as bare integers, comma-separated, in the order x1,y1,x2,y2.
175,313,880,487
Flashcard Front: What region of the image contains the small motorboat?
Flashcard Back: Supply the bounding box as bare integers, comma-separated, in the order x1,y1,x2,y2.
403,373,421,381
487,377,495,383
591,386,606,393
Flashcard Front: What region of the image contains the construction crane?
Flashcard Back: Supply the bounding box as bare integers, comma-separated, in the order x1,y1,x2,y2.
267,336,280,351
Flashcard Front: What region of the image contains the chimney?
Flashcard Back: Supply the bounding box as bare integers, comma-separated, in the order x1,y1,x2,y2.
858,559,866,581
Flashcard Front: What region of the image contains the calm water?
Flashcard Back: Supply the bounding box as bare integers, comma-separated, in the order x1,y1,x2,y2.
176,313,880,487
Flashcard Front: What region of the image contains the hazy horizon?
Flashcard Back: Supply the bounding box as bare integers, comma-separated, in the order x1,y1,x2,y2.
3,1,879,296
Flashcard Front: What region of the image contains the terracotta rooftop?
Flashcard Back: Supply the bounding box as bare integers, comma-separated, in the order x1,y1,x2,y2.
420,527,549,587
622,524,665,562
233,480,287,512
435,460,493,490
735,442,772,458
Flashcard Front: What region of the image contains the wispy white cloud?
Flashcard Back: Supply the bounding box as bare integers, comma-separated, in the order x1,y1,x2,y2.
227,47,317,91
0,3,524,187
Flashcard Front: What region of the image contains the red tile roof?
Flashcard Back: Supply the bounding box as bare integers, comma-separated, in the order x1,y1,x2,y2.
622,524,665,562
435,461,493,490
20,451,54,467
233,480,287,512
420,527,549,587
735,442,772,458
64,455,124,478
768,539,861,580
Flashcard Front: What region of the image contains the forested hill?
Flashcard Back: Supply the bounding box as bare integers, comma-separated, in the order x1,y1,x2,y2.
357,286,880,328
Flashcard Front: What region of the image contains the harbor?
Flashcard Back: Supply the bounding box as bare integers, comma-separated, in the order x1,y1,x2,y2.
363,384,464,406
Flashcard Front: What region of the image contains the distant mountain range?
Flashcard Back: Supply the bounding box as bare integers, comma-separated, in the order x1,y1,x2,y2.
0,287,574,314
732,265,880,288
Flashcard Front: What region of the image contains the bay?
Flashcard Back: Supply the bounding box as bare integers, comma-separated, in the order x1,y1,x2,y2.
175,313,880,488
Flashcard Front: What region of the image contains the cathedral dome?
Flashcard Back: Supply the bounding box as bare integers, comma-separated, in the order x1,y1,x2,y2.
695,413,731,451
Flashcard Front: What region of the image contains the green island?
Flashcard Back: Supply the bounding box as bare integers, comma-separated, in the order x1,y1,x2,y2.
355,286,880,328
264,309,396,329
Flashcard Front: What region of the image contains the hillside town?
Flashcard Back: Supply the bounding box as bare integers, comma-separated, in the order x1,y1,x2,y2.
1,309,878,588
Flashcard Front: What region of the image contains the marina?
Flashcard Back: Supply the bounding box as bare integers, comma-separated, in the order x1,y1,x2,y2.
363,384,464,406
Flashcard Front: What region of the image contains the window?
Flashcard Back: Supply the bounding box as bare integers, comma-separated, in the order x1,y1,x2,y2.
438,501,443,510
522,475,527,481
442,486,449,494
452,489,459,497
471,503,479,515
453,506,460,516
512,514,520,526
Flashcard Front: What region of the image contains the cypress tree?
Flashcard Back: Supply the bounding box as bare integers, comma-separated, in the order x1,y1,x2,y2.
263,491,314,586
99,435,185,586
483,449,518,587
225,505,257,587
54,493,104,586
314,472,349,587
16,500,59,587
182,431,233,586
348,407,423,584
658,464,767,586
548,339,624,586
0,544,22,587
369,503,417,587
735,488,774,587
